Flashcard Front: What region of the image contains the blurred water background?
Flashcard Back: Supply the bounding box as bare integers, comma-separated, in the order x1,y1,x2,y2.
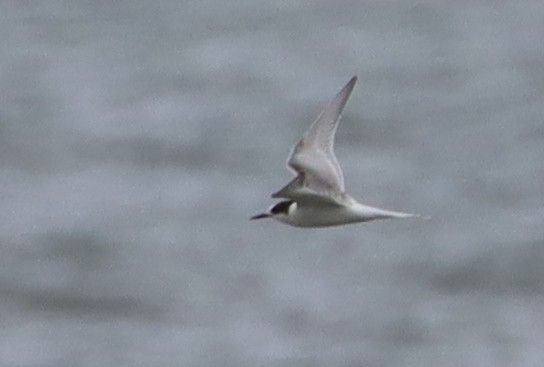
1,0,544,366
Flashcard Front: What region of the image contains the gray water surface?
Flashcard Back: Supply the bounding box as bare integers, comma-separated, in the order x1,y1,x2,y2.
2,1,544,366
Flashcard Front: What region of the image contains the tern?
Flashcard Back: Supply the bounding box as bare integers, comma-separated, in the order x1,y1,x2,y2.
251,76,420,227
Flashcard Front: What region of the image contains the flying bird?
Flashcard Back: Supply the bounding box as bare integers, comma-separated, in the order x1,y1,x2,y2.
251,76,420,227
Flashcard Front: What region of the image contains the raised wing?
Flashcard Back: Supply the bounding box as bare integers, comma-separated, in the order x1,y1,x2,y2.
274,76,357,199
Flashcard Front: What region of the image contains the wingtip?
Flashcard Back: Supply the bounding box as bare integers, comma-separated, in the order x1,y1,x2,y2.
346,75,357,89
338,75,358,98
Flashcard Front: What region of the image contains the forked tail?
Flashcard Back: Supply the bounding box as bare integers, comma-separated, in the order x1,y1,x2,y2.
357,204,426,221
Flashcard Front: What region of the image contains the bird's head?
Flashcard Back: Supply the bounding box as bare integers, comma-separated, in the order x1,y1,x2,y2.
250,200,296,222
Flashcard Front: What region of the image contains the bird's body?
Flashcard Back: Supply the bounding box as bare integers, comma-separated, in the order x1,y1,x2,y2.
268,198,416,228
251,76,420,228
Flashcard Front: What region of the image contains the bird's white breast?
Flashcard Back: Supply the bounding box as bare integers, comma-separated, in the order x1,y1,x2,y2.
278,202,371,228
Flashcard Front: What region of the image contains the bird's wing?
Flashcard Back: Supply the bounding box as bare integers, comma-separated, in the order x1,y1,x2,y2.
282,76,357,197
272,177,349,207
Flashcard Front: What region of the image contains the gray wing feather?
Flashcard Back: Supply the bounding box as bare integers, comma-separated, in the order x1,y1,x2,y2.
278,76,357,198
